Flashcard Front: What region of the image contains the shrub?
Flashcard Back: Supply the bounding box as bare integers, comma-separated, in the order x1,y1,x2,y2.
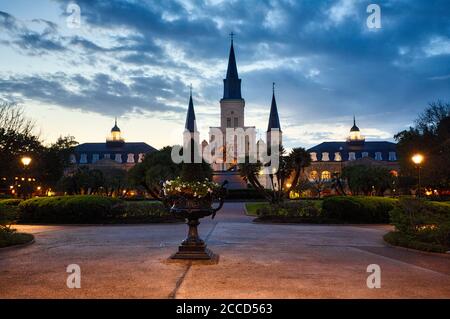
256,200,322,221
322,196,397,223
18,195,122,224
0,199,22,231
389,198,450,247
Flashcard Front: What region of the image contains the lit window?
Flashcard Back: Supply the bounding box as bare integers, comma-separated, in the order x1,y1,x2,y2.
348,152,356,161
138,153,145,163
389,152,396,161
310,152,317,161
69,154,76,164
322,152,330,161
127,153,135,163
375,152,382,160
92,154,100,163
309,170,318,180
321,171,331,180
115,154,122,163
334,152,342,161
362,152,369,158
80,154,87,164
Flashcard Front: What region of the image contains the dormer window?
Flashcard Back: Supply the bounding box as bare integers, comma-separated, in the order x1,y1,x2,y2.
127,153,135,163
389,152,397,161
115,154,122,163
92,154,100,163
362,152,369,158
80,154,87,164
348,152,356,161
310,152,317,161
104,154,110,159
375,152,382,160
334,152,342,161
138,153,145,163
322,152,330,161
69,154,76,164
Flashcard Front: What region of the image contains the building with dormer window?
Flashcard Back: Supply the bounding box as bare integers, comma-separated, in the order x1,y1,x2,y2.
70,119,156,171
305,117,399,181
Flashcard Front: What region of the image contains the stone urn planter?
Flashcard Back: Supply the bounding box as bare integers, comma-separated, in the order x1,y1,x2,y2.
161,179,227,260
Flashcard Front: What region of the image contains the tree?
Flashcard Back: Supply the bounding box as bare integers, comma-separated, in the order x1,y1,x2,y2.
395,102,450,193
342,165,395,195
239,146,311,204
128,146,182,198
40,135,78,188
0,102,42,180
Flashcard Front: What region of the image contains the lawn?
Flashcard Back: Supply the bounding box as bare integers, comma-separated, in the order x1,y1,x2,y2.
245,202,268,216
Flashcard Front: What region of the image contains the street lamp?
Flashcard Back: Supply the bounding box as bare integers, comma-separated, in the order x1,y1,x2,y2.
20,156,32,198
21,156,32,167
411,153,424,198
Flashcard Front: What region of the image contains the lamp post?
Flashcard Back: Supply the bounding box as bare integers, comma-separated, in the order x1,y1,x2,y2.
20,156,32,198
411,154,424,198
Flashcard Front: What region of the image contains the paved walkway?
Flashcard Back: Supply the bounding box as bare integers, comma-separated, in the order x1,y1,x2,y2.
0,203,449,298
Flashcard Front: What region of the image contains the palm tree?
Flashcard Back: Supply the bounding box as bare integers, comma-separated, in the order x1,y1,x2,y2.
285,147,311,195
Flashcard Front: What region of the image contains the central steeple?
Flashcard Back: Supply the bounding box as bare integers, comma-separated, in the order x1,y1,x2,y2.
223,33,242,99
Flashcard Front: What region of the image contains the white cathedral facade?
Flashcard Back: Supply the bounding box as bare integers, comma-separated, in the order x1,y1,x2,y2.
182,38,282,188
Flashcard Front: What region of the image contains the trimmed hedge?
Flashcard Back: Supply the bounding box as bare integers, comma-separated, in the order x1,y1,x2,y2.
388,198,450,250
17,196,182,224
0,199,22,206
18,196,122,223
255,200,323,223
384,231,448,253
322,196,397,223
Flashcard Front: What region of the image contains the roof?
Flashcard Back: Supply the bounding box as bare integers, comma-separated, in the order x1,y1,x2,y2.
184,93,197,132
350,115,360,132
267,91,281,131
74,142,156,153
111,118,121,132
222,40,242,99
307,141,397,161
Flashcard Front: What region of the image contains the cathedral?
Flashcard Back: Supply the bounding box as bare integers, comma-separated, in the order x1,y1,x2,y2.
183,37,282,188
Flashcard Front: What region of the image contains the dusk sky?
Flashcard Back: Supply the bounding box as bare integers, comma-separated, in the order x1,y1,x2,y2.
0,0,449,150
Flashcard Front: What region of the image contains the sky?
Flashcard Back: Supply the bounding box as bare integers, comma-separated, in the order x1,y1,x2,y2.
0,0,449,150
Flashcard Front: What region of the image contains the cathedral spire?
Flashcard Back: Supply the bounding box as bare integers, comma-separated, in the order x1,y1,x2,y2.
223,33,242,99
267,82,281,132
185,85,197,133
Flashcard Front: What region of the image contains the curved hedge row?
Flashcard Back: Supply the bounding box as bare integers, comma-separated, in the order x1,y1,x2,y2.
321,196,397,223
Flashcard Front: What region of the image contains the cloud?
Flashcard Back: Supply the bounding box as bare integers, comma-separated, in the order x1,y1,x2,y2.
1,1,450,148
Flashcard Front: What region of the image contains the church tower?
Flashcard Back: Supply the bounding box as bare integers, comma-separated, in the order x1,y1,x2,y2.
184,86,200,163
220,34,245,132
266,83,282,147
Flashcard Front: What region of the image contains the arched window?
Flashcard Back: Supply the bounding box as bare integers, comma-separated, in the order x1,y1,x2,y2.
114,154,122,163
310,152,317,161
321,170,331,180
127,153,135,163
309,170,318,180
322,152,330,161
